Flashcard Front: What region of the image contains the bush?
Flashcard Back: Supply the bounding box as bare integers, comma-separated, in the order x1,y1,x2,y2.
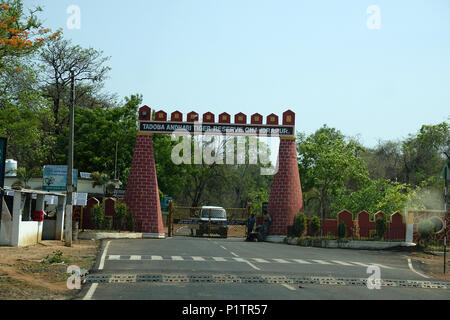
310,215,321,236
42,250,66,264
91,204,104,230
293,213,307,237
103,216,112,230
126,211,134,231
338,221,347,239
114,202,127,230
418,219,435,247
375,216,387,240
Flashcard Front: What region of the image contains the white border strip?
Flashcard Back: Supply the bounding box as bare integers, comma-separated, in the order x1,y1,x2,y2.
408,258,430,279
83,283,98,300
98,241,111,270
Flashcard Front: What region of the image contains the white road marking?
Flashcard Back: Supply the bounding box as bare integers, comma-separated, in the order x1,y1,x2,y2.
233,258,261,270
245,261,261,271
312,260,332,265
373,263,395,270
292,259,311,264
192,256,206,261
220,245,228,250
281,284,296,291
130,255,141,261
213,257,227,262
83,283,98,300
252,258,270,263
350,262,370,267
98,241,111,270
230,252,239,258
408,258,430,279
108,255,121,260
331,260,353,266
273,259,290,264
151,255,163,261
172,256,184,261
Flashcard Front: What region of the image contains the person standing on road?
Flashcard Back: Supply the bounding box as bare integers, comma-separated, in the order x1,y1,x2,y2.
262,212,272,240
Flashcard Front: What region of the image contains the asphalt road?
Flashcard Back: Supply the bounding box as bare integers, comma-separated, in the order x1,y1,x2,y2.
80,236,450,300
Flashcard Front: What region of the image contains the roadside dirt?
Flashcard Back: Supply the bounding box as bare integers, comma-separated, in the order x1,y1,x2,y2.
407,252,450,281
0,240,100,300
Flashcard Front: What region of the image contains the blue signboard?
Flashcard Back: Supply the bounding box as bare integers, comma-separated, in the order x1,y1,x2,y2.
162,196,173,211
43,165,78,191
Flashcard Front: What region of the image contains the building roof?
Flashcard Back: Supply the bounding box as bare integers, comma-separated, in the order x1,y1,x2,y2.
3,187,65,197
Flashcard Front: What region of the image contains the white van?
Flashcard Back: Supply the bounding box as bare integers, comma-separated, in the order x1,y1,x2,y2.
190,206,228,238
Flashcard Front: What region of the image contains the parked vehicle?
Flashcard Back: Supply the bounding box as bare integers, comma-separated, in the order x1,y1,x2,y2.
190,206,228,238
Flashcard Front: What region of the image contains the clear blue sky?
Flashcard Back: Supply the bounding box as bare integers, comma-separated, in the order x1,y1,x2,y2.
24,0,450,147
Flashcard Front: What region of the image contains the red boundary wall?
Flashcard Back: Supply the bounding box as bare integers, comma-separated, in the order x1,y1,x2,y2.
294,211,406,240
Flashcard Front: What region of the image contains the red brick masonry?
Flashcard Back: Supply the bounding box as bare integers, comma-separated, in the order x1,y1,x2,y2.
268,138,304,236
125,134,165,235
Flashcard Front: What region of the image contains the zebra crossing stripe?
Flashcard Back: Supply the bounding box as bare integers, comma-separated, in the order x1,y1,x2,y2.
192,257,206,261
104,255,396,270
171,256,184,261
292,259,311,264
151,256,163,261
272,259,291,264
312,260,332,265
213,257,227,262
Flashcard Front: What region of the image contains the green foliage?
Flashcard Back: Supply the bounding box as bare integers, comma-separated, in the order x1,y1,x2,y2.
248,189,269,216
42,250,66,264
310,215,321,236
102,216,112,230
418,220,435,246
91,204,104,230
298,125,370,220
293,213,307,237
375,217,387,240
338,221,347,239
114,202,127,230
125,211,134,232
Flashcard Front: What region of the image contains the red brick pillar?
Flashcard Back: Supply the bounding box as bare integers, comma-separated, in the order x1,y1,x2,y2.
267,137,304,238
125,133,165,238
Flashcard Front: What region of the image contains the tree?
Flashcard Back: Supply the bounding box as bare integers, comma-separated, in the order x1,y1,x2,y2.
310,215,321,236
293,213,307,237
338,221,347,239
375,216,387,240
298,125,370,223
401,122,449,186
418,219,435,248
10,167,40,189
39,35,111,133
0,0,53,66
53,94,140,182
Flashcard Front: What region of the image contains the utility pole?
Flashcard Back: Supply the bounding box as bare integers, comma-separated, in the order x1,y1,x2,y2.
65,70,75,247
114,141,118,180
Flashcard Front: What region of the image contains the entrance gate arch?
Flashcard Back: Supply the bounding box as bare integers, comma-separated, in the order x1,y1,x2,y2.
124,106,304,239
